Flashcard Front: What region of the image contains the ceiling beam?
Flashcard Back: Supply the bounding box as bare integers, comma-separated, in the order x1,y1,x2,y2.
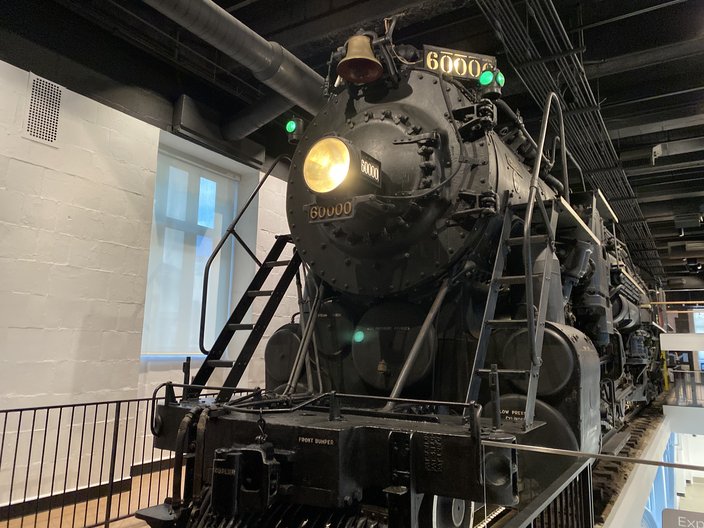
569,0,688,32
637,190,704,204
603,86,704,111
651,227,704,239
626,160,704,177
584,36,704,79
620,136,704,162
608,112,704,139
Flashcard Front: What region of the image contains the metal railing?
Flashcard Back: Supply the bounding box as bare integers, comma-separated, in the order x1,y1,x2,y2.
667,369,704,407
501,458,594,528
0,396,174,528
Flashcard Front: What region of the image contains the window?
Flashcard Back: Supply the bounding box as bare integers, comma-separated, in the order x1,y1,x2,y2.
141,148,239,355
694,312,704,370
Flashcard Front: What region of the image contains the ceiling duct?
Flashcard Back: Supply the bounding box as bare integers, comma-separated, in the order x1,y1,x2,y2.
674,214,704,230
143,0,324,137
221,92,294,141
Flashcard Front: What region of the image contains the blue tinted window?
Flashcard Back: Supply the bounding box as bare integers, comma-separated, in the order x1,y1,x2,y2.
198,177,216,229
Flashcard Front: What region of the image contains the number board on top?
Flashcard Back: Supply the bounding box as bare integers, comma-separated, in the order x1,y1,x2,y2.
423,45,497,80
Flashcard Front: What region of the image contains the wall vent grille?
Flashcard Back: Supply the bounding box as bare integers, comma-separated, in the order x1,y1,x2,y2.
26,76,62,143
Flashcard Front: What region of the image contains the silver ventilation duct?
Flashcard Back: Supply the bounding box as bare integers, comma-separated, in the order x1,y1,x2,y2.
143,0,324,136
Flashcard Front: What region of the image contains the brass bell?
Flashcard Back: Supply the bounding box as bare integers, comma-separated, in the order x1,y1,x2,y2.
337,35,383,84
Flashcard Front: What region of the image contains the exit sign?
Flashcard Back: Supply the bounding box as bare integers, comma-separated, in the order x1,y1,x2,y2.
663,509,704,527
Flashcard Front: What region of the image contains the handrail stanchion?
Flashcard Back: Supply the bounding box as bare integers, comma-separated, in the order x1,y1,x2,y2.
524,92,567,368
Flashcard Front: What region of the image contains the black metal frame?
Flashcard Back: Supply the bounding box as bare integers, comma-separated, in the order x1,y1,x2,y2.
0,396,187,528
499,458,594,528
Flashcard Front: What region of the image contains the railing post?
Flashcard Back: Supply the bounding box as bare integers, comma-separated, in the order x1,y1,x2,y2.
104,401,122,528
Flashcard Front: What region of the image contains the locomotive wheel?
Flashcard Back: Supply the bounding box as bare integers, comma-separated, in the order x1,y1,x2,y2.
420,495,474,527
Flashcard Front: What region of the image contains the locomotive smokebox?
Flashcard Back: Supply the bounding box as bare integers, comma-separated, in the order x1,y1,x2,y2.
287,68,545,296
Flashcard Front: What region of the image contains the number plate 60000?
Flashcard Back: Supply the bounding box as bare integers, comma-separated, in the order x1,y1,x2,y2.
307,201,354,222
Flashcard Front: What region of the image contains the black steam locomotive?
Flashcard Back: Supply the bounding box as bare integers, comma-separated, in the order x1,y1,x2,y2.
139,22,662,528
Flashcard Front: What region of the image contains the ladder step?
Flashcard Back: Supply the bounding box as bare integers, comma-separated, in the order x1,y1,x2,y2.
486,319,529,327
477,368,530,378
227,323,254,331
511,200,553,210
207,360,235,368
495,274,541,285
247,290,275,297
263,260,291,268
507,235,548,246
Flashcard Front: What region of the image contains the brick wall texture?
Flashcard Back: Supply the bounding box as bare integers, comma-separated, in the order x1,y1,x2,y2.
0,60,291,405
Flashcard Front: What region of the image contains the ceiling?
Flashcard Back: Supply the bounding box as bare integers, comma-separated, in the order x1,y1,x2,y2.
2,0,703,285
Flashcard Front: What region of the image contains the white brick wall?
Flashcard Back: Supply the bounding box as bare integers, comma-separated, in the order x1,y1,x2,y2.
0,59,294,406
0,61,158,406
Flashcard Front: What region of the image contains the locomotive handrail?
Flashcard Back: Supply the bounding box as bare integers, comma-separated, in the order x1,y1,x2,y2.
198,154,292,354
524,92,567,368
551,135,586,192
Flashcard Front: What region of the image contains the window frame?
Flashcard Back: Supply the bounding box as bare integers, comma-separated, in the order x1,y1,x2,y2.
140,145,242,357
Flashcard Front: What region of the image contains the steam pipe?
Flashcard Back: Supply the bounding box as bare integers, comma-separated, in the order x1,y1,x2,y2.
495,98,570,197
383,279,450,411
284,282,324,395
171,409,200,508
143,0,324,118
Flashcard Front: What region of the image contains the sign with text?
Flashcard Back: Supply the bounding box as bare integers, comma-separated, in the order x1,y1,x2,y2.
423,45,496,80
663,508,704,528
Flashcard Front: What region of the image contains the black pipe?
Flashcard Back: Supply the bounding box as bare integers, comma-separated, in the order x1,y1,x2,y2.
496,98,569,203
171,410,199,508
384,279,450,411
143,0,324,119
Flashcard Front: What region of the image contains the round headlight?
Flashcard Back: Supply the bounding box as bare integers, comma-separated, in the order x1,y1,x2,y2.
303,137,351,193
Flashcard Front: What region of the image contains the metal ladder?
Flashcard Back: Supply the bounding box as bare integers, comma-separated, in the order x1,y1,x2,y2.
183,155,303,403
465,197,558,430
465,92,569,431
188,235,301,403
